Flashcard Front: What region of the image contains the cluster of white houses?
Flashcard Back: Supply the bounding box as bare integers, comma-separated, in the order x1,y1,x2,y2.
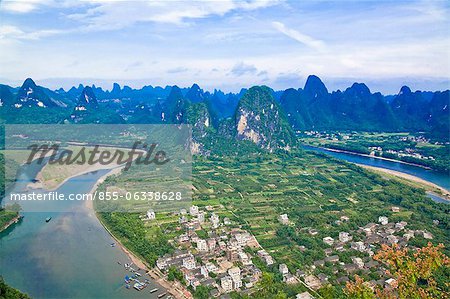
303,212,435,291
154,205,275,296
150,206,435,298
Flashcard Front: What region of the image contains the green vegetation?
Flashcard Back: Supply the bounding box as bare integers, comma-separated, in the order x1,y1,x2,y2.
0,276,30,299
96,146,449,296
190,149,449,296
96,212,173,267
192,285,210,299
235,86,296,149
0,208,19,232
167,266,184,283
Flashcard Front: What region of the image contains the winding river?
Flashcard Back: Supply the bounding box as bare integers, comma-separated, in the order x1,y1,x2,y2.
0,161,164,299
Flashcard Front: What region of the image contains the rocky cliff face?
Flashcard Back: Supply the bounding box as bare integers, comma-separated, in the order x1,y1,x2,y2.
186,102,212,155
234,86,296,151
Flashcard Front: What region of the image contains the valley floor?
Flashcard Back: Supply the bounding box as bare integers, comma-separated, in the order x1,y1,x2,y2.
94,150,450,298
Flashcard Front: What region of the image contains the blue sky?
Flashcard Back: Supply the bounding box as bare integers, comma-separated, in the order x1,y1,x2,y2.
0,0,449,93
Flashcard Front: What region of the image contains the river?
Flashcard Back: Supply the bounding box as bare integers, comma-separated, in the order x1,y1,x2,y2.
303,145,450,201
0,161,165,298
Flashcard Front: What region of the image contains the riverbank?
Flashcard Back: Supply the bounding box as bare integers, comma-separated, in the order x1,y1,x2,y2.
86,168,191,299
0,213,22,233
311,146,433,170
31,146,147,191
359,164,450,201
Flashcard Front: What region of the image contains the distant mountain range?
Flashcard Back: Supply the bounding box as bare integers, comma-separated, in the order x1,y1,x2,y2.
1,76,448,149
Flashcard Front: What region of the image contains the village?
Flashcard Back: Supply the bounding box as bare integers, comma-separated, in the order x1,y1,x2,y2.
151,204,270,297
142,203,436,299
297,206,435,292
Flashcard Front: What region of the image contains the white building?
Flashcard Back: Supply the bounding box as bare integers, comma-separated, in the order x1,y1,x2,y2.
228,267,241,279
207,238,217,251
395,221,407,230
205,262,218,273
378,216,389,225
323,237,334,246
146,209,156,220
228,267,242,289
221,276,233,293
200,265,209,277
197,239,208,252
210,213,220,228
423,231,433,239
239,251,252,265
339,232,352,243
352,257,364,269
279,263,289,276
391,206,400,213
351,241,366,252
340,215,350,222
235,233,250,247
182,256,196,270
257,249,274,265
189,205,199,216
178,233,189,243
197,211,205,223
278,214,289,225
232,278,243,289
297,292,314,299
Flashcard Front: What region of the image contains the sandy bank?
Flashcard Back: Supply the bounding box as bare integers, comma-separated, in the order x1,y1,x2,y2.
359,164,450,201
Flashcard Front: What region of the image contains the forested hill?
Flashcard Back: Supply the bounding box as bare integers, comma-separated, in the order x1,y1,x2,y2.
1,76,449,140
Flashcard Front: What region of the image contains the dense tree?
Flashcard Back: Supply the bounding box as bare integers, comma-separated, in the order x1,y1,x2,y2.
0,277,30,299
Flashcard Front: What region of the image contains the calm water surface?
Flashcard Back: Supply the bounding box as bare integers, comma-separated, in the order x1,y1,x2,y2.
0,163,164,299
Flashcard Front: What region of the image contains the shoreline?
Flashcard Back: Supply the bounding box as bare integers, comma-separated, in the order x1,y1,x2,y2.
359,164,450,201
31,146,147,191
85,168,191,299
309,145,434,170
33,162,123,191
0,214,23,233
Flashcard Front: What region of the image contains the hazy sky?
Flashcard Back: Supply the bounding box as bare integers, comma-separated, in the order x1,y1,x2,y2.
0,0,449,93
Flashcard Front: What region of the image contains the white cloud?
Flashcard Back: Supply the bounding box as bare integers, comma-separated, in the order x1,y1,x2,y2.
231,62,257,76
0,0,55,13
0,25,24,38
0,25,63,40
67,0,283,30
272,21,326,52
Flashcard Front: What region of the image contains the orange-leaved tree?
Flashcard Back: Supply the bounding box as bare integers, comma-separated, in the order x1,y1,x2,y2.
344,242,449,299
